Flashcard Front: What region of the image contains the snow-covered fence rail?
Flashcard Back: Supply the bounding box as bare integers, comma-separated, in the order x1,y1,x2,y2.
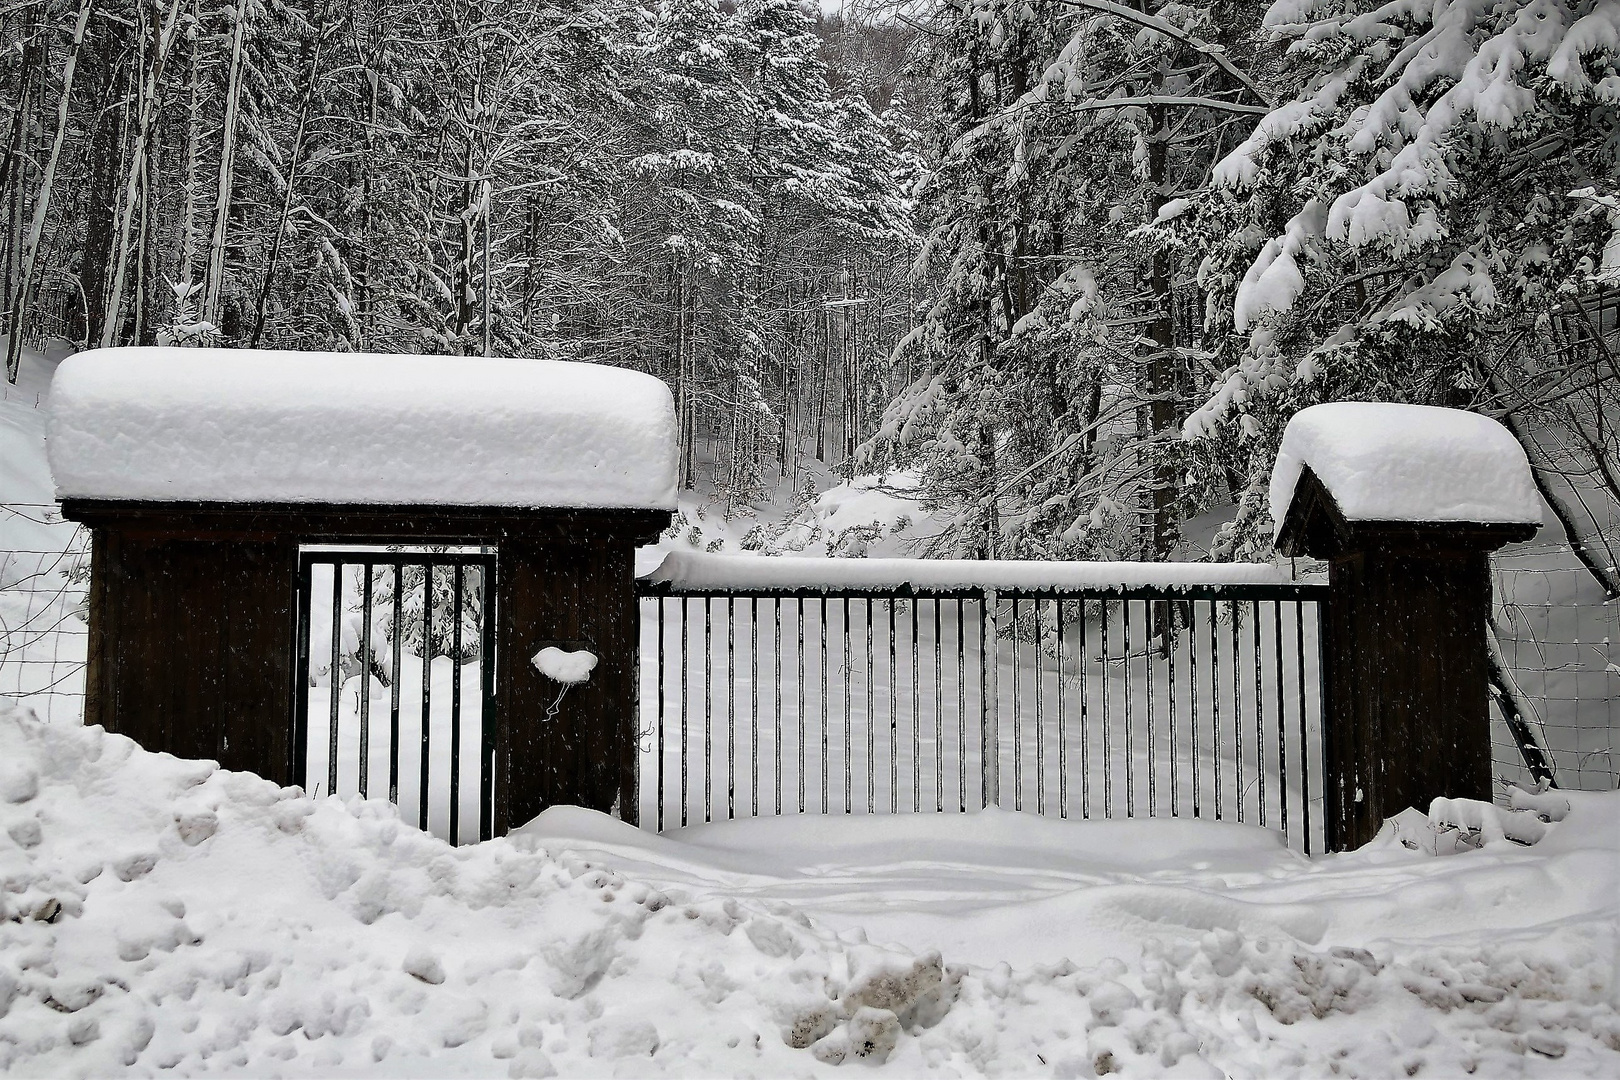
636,553,1332,853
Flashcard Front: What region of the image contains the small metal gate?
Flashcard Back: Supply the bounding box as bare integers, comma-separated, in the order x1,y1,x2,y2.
294,549,497,844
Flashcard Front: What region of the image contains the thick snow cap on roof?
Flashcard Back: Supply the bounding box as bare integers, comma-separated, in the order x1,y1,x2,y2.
47,347,678,509
1269,402,1541,538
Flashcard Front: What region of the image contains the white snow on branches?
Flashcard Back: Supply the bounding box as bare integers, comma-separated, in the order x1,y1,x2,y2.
1233,200,1325,331
1219,0,1620,324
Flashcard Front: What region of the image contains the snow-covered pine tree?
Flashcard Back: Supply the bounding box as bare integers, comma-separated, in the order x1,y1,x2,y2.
1181,0,1620,581
872,0,1270,561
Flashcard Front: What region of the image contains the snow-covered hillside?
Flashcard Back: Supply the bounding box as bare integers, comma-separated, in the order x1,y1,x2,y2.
2,703,1617,1076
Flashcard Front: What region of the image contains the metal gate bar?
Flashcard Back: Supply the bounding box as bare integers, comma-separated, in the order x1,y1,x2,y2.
294,550,496,845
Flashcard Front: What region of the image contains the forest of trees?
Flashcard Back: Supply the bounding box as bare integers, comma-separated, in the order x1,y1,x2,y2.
4,0,1617,578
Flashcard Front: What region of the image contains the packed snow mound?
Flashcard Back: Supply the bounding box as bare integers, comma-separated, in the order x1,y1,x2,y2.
46,347,678,509
3,700,1618,1076
1270,402,1542,537
0,703,953,1075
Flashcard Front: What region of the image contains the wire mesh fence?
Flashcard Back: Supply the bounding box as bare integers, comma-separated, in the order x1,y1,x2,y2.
1490,553,1619,794
0,503,89,724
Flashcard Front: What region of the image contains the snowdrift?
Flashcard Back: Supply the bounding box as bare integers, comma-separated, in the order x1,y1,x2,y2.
2,701,1618,1076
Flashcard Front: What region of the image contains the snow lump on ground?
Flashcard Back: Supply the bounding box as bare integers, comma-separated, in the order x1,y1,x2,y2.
3,699,1618,1077
1270,402,1543,536
46,347,678,510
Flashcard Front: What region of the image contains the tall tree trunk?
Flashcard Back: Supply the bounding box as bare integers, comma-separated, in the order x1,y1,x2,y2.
7,0,94,381
1140,39,1177,560
250,18,329,347
101,0,185,348
201,0,252,331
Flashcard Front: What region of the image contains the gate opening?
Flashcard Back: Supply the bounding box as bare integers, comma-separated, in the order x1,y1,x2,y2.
294,547,497,845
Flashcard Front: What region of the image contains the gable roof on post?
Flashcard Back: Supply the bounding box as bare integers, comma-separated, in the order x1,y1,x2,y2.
1270,402,1544,559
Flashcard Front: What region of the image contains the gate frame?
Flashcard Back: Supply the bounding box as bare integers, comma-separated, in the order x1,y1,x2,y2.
293,548,499,843
636,576,1332,852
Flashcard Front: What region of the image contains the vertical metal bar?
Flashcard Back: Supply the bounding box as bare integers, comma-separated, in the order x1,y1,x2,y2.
1167,601,1178,818
1274,599,1287,841
798,598,806,815
1317,592,1337,852
866,598,875,813
911,597,920,813
680,597,689,828
726,596,735,821
389,564,403,807
1209,598,1221,820
820,597,829,814
1078,600,1089,818
479,557,496,843
889,597,898,814
359,565,373,800
979,595,990,808
292,557,313,790
1298,600,1312,855
1035,598,1045,816
704,596,713,824
843,597,852,814
1145,599,1155,817
934,599,943,813
751,597,759,819
450,564,464,844
328,563,343,799
419,564,432,832
1122,598,1133,816
1253,598,1266,828
1056,600,1067,818
985,589,1000,809
1231,601,1244,823
774,599,783,816
1189,599,1200,818
657,597,666,832
1011,595,1022,812
1101,598,1111,817
957,598,967,812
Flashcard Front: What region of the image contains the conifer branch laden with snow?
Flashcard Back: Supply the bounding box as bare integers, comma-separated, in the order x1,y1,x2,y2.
1179,0,1620,562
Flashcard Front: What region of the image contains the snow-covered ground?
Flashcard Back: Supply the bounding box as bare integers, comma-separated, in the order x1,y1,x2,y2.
3,703,1617,1077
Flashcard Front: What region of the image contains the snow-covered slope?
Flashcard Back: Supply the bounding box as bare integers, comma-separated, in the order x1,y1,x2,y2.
3,703,1617,1077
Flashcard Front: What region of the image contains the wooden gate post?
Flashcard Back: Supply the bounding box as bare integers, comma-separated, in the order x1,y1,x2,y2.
1272,404,1541,849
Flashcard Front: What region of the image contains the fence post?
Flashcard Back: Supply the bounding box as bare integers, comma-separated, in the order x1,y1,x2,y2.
1272,404,1541,849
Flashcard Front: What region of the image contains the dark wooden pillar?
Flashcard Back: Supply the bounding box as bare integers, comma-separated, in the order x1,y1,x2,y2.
1321,539,1498,849
82,529,299,783
1278,468,1536,849
493,519,657,834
